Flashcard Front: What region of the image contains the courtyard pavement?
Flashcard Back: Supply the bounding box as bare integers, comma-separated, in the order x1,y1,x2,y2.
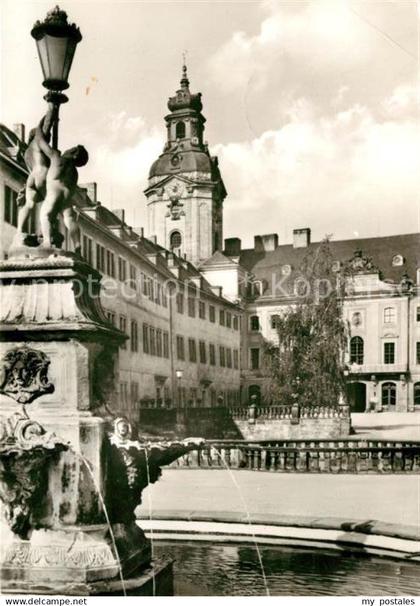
139,469,420,529
351,412,420,440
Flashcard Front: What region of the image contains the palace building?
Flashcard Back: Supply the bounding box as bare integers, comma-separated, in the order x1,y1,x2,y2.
1,67,419,414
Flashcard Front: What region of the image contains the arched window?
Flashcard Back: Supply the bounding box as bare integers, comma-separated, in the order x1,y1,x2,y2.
382,382,396,407
170,231,182,250
350,336,364,365
384,307,396,323
175,121,185,139
250,315,260,331
414,383,420,407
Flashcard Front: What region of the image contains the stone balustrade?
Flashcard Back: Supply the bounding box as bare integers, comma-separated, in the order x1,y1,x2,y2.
169,439,420,474
228,404,349,421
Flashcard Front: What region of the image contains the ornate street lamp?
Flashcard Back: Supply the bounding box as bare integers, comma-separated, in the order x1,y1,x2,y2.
31,6,82,148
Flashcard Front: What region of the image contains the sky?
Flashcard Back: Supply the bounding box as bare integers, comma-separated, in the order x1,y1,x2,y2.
1,0,419,248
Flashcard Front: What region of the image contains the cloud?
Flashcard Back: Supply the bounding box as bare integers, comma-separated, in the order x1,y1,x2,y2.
212,87,420,246
79,111,162,225
207,0,417,127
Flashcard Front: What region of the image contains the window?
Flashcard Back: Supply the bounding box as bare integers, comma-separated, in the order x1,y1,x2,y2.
271,315,280,329
188,338,197,363
82,235,93,264
219,310,225,326
233,316,239,331
209,344,216,366
129,264,137,290
350,336,364,365
155,282,162,305
141,273,148,296
250,348,260,370
147,277,154,301
149,327,156,355
417,307,420,322
131,381,139,406
130,320,138,352
384,307,396,324
226,312,232,328
219,346,226,367
118,257,127,282
96,244,105,272
199,301,206,319
250,315,260,331
4,185,18,227
143,323,149,354
162,286,168,308
233,349,239,370
156,329,163,357
170,231,182,250
384,342,395,364
382,382,396,407
106,250,115,277
175,121,185,139
416,342,420,365
188,297,196,318
163,332,169,358
226,348,232,368
176,335,185,360
209,305,216,323
199,341,206,364
176,293,184,314
414,383,420,407
119,315,127,349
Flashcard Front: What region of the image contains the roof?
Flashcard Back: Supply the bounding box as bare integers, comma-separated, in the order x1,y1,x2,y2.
199,250,238,269
236,233,420,298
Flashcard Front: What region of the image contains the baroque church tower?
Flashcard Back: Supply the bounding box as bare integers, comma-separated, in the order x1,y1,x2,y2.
144,65,226,266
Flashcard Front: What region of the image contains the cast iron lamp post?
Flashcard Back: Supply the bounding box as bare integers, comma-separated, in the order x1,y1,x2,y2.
31,5,82,149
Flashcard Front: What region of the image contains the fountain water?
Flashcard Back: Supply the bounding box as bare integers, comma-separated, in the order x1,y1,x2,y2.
214,448,270,596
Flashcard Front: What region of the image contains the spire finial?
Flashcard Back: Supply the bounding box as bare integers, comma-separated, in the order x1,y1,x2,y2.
180,50,189,89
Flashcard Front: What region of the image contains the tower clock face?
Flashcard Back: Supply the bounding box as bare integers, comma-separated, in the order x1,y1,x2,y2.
171,154,181,167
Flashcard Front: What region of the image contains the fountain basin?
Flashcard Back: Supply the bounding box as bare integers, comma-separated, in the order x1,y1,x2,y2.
137,512,420,561
153,541,420,596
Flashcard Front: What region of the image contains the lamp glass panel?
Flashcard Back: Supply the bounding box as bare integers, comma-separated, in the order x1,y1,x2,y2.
37,35,77,84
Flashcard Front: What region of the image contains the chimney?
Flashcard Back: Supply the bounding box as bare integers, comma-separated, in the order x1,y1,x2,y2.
149,235,157,244
254,233,278,252
293,228,311,248
13,124,25,143
80,182,97,203
224,237,242,257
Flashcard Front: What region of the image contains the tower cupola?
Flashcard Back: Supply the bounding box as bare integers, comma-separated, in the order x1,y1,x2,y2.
145,63,226,266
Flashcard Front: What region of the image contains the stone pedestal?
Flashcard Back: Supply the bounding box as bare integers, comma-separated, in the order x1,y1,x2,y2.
0,248,173,595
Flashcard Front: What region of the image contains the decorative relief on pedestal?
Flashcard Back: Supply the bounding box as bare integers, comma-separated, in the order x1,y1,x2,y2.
2,543,117,570
0,412,66,539
0,347,54,405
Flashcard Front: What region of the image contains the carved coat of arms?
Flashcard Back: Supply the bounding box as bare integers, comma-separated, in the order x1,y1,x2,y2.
0,347,54,404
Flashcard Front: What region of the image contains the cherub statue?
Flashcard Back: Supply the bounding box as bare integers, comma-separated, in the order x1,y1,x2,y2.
15,106,88,254
36,119,88,254
16,104,57,237
106,417,205,524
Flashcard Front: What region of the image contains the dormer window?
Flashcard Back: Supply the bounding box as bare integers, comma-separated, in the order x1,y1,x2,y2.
175,121,186,139
392,254,405,267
